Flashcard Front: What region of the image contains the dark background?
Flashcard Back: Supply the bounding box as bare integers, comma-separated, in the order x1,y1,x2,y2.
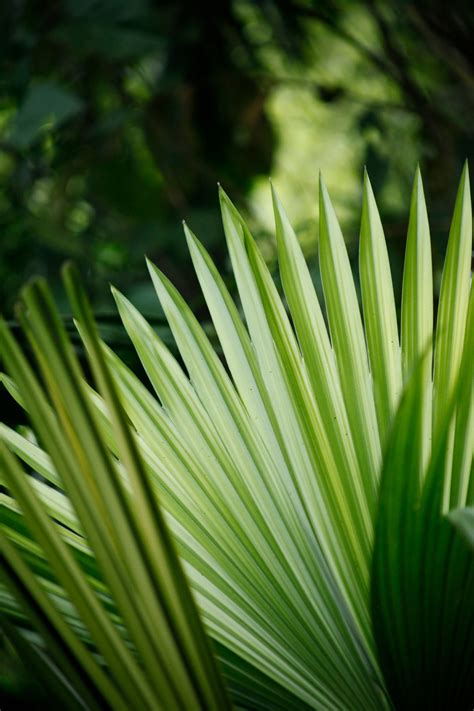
0,0,472,320
0,0,473,704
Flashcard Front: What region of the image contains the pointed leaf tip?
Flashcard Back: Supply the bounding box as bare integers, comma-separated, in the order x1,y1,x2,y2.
318,174,333,207
183,223,199,250
414,164,423,191
270,180,282,208
457,160,470,198
362,170,375,203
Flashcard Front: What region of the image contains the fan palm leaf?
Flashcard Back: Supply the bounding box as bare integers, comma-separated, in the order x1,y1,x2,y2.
1,165,472,709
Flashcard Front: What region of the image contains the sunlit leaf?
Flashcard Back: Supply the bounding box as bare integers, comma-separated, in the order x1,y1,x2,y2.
1,166,472,710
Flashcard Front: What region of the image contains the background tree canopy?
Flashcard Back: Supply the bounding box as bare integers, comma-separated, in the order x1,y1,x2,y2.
0,0,472,320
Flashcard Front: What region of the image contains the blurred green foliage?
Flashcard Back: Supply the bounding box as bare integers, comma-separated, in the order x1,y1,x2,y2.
0,0,472,315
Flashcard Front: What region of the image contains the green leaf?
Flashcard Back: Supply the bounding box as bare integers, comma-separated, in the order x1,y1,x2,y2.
116,255,384,708
1,443,140,710
432,163,472,508
401,166,433,476
359,170,402,442
450,281,474,507
1,273,230,711
1,535,116,711
318,176,381,513
64,263,230,710
271,183,373,549
2,166,472,711
372,347,474,709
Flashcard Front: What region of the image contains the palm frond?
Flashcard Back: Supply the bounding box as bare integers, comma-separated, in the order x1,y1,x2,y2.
1,165,472,710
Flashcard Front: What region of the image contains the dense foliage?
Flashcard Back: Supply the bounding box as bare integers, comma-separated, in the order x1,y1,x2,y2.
0,0,473,316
